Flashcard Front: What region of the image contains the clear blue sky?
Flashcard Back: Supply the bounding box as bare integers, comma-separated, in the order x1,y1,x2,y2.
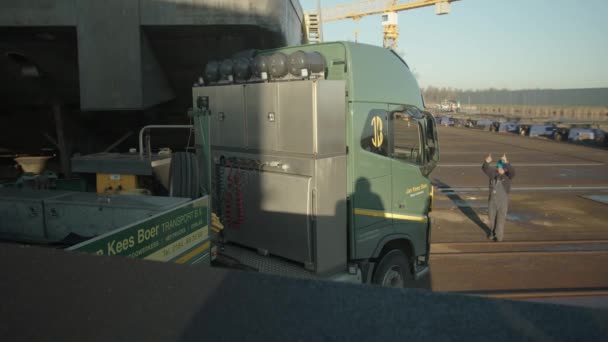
300,0,608,90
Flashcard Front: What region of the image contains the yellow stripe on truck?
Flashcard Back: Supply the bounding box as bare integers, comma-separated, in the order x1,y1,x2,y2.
176,241,211,264
354,208,428,222
145,227,209,262
430,185,434,212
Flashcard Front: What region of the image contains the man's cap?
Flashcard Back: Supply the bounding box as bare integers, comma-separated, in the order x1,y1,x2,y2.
496,160,505,169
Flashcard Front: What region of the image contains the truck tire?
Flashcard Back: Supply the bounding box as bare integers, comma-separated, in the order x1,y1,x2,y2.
372,250,412,288
169,152,200,199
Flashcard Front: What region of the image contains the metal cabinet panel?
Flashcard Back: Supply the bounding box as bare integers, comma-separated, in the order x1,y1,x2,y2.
277,81,314,154
203,80,348,274
208,80,346,156
218,85,246,148
313,156,347,274
0,197,46,240
316,80,346,156
222,168,312,265
0,199,44,239
0,189,70,241
276,80,346,156
245,83,279,151
194,85,246,148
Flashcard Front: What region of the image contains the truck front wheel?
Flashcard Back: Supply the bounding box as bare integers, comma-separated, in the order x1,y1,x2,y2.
372,250,412,288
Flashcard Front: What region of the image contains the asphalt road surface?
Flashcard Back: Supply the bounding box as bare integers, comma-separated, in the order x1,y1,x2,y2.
426,127,608,308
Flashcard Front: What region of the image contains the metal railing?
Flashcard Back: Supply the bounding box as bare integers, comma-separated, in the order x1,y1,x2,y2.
138,125,193,159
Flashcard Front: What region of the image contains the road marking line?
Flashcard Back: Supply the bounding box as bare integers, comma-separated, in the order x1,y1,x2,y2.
432,240,608,247
441,151,546,154
438,186,608,192
438,163,604,167
463,290,608,299
431,241,608,254
430,250,608,257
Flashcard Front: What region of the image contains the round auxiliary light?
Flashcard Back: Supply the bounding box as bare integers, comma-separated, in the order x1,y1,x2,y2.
288,50,326,77
234,57,252,81
253,54,269,78
219,59,234,79
268,53,288,78
204,60,220,83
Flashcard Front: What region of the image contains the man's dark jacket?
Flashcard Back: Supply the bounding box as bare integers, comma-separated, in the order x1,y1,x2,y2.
482,162,516,193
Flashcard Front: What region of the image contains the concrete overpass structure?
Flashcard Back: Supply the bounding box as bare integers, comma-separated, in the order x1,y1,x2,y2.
0,0,303,163
0,0,303,111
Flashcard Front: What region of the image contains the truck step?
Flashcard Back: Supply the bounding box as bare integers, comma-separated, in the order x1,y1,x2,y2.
218,243,316,280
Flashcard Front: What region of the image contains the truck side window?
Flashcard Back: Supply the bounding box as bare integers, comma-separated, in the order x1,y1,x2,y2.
360,110,388,156
391,111,422,165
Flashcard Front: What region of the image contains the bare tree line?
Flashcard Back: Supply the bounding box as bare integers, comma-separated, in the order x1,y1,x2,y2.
422,86,510,104
422,86,459,104
423,86,608,107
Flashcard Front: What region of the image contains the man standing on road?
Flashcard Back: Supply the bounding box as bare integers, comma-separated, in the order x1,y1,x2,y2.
482,153,515,242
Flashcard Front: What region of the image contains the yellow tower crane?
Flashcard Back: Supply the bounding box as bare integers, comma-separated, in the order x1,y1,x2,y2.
305,0,460,50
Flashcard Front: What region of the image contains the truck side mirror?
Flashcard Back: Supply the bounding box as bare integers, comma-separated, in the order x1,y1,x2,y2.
421,111,439,176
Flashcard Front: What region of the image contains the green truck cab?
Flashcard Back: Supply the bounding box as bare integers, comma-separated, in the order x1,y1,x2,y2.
195,42,439,286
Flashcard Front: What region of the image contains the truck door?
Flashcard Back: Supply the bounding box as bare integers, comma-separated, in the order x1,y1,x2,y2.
388,106,431,243
352,103,392,259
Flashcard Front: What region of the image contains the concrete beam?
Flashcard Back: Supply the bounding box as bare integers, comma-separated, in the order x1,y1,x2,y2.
139,0,303,45
75,1,144,110
0,0,303,110
75,1,174,110
0,0,76,26
141,32,174,109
